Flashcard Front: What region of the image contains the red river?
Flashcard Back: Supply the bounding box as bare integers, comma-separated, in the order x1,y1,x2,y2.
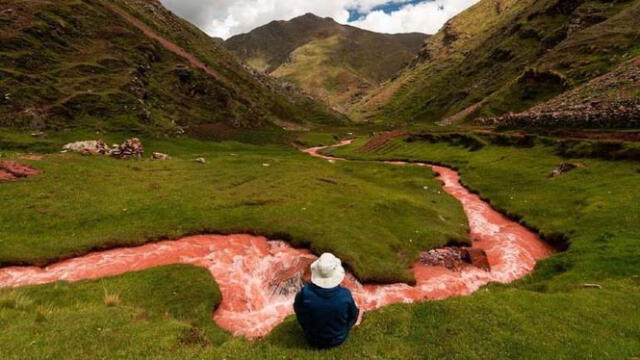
0,142,554,338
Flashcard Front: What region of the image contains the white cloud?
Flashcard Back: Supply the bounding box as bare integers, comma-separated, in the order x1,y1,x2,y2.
350,0,481,34
160,0,481,39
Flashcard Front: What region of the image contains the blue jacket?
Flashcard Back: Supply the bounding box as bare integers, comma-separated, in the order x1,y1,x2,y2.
294,283,359,348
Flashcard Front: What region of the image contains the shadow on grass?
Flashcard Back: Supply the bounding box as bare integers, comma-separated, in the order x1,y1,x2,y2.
266,316,314,350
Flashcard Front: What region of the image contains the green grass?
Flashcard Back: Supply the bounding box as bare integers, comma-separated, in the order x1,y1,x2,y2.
0,130,468,284
2,268,638,359
0,265,229,359
1,132,640,358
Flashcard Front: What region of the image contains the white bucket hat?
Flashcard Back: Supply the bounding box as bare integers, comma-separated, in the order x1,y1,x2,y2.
310,253,345,289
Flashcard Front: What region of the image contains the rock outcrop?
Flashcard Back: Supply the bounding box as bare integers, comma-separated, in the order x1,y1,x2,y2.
480,56,640,129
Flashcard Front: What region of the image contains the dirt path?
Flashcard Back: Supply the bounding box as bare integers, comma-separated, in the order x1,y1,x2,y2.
100,0,227,84
0,141,554,338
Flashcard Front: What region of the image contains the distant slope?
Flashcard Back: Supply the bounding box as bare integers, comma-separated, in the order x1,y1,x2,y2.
0,0,344,135
355,0,640,125
225,13,427,112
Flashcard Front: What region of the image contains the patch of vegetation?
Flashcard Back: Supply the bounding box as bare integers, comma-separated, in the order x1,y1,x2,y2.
0,265,230,358
475,68,568,119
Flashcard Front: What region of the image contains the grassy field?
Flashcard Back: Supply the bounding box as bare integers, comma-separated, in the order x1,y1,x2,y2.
1,131,639,359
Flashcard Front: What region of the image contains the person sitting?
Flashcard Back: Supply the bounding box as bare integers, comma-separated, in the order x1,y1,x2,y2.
293,253,360,349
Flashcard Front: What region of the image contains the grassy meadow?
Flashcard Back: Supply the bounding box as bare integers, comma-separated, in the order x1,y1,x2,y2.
1,130,639,359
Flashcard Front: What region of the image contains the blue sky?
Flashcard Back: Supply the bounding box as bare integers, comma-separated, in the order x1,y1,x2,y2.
348,0,432,21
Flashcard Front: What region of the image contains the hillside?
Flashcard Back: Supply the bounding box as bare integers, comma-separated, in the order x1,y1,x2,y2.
354,0,640,126
224,13,427,112
0,0,344,136
482,55,640,128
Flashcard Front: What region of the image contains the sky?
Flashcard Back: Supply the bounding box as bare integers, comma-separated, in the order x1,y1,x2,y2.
160,0,481,39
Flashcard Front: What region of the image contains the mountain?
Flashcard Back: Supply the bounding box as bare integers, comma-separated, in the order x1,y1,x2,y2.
224,13,428,112
0,0,345,136
354,0,640,127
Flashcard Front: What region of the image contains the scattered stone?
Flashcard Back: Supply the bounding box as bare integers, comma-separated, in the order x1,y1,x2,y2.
30,131,46,138
195,157,206,164
63,140,110,155
583,283,602,289
550,162,583,177
151,152,170,161
63,138,145,159
420,247,491,271
19,154,44,161
419,247,466,271
110,138,144,159
262,163,270,167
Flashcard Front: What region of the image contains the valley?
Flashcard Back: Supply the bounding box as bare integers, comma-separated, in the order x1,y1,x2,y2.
0,0,639,358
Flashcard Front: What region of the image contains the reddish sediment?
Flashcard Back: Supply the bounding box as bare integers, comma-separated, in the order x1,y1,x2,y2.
0,161,40,182
0,142,554,338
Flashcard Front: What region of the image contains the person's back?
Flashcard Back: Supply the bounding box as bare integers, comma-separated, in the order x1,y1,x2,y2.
293,253,359,349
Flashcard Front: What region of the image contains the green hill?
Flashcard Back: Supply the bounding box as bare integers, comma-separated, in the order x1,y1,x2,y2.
0,0,345,136
355,0,640,126
224,13,427,112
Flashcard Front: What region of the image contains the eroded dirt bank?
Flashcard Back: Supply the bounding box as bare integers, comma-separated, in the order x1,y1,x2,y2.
0,143,554,338
0,161,39,183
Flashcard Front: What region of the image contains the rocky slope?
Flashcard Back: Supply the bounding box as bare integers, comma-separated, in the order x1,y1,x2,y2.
481,55,640,128
225,13,427,112
0,0,344,135
354,0,640,126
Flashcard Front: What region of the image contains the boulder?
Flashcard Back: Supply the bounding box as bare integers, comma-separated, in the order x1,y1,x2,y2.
110,138,144,159
419,247,466,271
151,152,170,161
62,140,109,155
550,162,582,177
463,248,491,271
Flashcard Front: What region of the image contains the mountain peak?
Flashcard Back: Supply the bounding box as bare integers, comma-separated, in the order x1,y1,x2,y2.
224,15,428,112
292,12,334,23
